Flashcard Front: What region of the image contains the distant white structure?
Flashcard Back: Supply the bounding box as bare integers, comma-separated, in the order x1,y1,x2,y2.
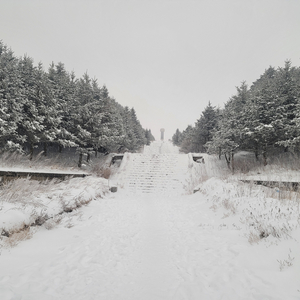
160,128,165,141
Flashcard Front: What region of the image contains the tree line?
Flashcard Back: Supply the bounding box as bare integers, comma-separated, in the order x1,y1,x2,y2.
0,41,155,166
172,60,300,172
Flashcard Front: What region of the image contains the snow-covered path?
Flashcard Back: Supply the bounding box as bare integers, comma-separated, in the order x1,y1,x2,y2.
2,191,298,299
0,195,227,299
1,142,299,299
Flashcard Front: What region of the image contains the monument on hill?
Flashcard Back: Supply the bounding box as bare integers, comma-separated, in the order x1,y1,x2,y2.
160,128,165,141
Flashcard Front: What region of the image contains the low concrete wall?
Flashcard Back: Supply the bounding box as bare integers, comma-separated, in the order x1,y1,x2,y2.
241,180,300,191
0,171,89,184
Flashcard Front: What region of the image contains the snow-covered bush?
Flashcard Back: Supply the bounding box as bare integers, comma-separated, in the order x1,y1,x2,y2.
0,176,109,244
197,178,300,244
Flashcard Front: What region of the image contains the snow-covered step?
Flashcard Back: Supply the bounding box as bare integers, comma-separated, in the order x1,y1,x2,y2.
112,142,188,195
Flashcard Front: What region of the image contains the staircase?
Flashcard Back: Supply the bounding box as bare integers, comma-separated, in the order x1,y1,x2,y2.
119,152,188,195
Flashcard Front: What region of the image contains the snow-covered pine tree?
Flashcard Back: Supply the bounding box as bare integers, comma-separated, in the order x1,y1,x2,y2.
91,84,125,155
172,129,182,147
71,73,94,166
273,61,300,152
207,82,249,172
145,129,155,145
179,125,195,153
121,106,138,151
244,67,278,164
17,55,45,159
0,42,24,153
193,102,219,153
47,62,77,152
130,108,146,150
35,62,62,156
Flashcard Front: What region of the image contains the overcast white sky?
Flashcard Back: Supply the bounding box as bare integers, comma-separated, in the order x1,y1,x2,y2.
1,0,300,140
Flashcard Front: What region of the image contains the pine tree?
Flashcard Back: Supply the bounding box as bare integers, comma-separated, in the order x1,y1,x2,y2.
130,108,146,149
193,102,219,152
94,89,124,154
172,129,182,146
145,129,155,145
207,82,249,172
121,106,138,151
47,62,77,152
180,125,195,153
35,62,62,156
0,42,24,152
71,72,94,166
243,67,278,164
273,61,300,151
17,55,45,159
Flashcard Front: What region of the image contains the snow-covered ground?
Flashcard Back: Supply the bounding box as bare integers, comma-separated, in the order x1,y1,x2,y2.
0,142,299,299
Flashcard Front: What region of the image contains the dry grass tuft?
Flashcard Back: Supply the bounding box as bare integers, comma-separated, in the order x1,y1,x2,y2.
60,193,93,213
277,249,295,271
44,215,63,230
222,198,237,214
90,164,112,179
0,177,57,206
248,231,260,244
100,168,111,179
2,226,35,248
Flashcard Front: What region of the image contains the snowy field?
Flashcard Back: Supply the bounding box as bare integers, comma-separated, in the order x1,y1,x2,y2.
0,142,299,299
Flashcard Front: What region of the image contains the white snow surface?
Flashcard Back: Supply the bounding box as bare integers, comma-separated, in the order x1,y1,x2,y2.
0,141,299,300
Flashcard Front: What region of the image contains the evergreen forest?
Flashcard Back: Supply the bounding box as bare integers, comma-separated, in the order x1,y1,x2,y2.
172,61,300,172
0,41,155,166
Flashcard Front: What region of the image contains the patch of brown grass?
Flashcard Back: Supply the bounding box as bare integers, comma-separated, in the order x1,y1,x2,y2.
2,226,35,248
90,164,111,179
